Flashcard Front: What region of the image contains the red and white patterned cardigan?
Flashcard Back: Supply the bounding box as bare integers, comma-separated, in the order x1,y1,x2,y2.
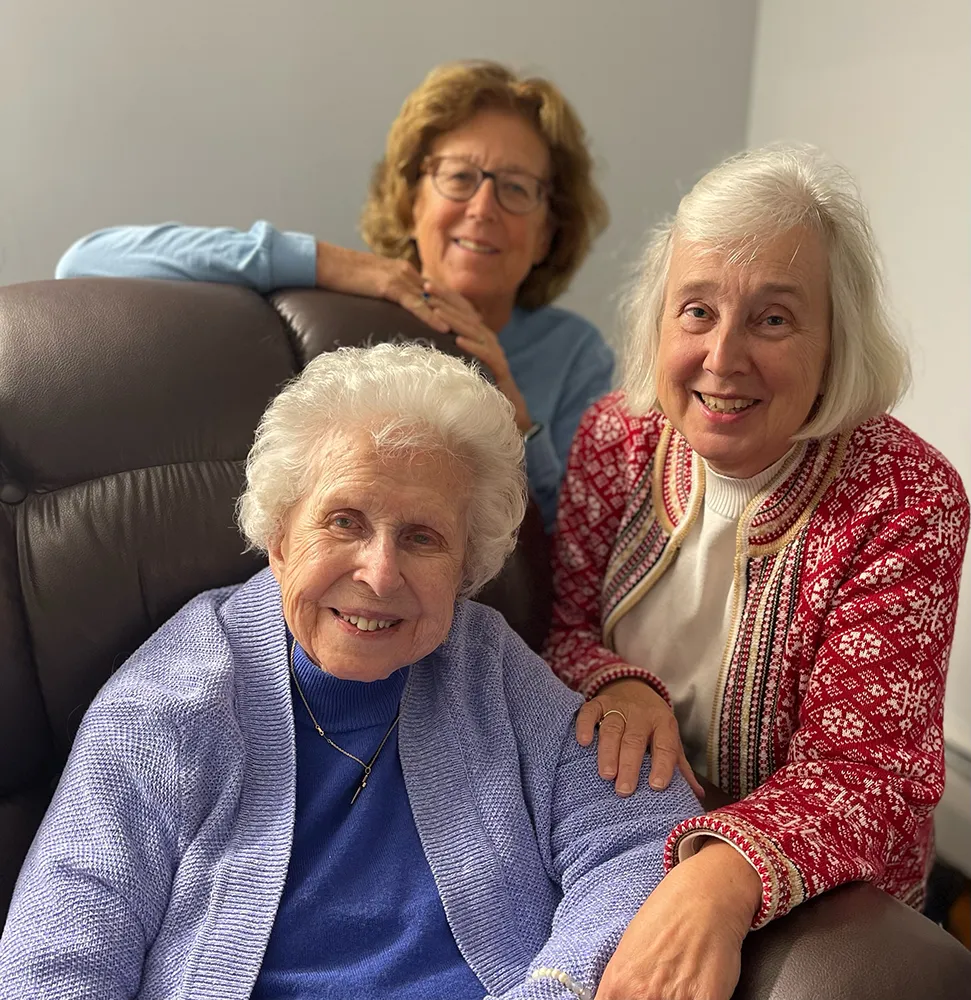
545,391,969,928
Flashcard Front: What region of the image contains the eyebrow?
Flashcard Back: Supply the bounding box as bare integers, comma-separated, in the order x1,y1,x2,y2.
758,282,809,303
674,280,809,304
314,497,452,532
436,153,547,180
673,280,719,300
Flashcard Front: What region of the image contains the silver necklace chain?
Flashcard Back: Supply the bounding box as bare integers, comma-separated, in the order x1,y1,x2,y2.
288,637,401,805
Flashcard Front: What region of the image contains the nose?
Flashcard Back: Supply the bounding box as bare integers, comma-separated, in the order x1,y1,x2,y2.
465,176,500,219
352,535,404,598
703,317,751,379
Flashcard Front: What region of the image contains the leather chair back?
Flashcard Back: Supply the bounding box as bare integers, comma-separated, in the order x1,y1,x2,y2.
0,278,551,918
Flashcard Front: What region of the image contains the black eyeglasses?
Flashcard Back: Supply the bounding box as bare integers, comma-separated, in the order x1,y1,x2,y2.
423,156,548,215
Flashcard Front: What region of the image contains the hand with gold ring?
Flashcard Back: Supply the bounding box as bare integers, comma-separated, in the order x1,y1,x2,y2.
598,709,628,728
577,678,705,800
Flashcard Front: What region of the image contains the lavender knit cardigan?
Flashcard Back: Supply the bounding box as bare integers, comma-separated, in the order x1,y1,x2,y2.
0,568,700,999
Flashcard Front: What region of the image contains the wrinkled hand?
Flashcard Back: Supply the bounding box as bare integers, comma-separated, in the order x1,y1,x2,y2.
595,842,760,1000
314,242,450,334
577,677,704,798
421,280,532,432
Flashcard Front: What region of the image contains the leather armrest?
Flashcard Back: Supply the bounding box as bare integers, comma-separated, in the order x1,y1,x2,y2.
734,881,971,999
692,777,970,998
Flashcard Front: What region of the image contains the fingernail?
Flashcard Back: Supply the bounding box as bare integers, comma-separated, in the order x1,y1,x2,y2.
649,778,664,790
617,783,632,796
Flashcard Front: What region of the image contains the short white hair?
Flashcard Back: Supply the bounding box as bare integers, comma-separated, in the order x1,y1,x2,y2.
237,342,527,598
622,144,911,439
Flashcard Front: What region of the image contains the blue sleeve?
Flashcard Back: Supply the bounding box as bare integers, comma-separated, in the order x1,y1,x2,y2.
55,220,317,292
488,741,700,1000
526,331,614,533
513,744,699,999
487,622,701,1000
490,744,701,1000
0,699,184,1000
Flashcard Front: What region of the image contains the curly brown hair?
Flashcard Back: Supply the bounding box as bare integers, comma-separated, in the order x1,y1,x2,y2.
360,61,609,311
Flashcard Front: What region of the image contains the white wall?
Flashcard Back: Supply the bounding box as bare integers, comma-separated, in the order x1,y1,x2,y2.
0,0,757,343
748,0,971,869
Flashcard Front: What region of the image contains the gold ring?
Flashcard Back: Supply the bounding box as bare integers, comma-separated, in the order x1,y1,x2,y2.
599,709,628,727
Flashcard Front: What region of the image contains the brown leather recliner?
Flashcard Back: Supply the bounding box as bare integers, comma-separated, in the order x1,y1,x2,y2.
0,277,967,999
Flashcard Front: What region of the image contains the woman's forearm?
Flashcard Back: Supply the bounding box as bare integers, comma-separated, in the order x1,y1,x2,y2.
56,221,317,291
682,839,763,933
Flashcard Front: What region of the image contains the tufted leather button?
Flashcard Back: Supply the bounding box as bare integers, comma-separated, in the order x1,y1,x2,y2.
0,481,27,504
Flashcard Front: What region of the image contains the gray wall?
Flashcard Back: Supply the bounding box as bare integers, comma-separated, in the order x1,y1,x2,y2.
748,0,971,872
0,0,758,341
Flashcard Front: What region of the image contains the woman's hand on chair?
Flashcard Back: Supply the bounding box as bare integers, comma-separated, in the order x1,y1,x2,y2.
420,280,533,432
576,677,704,799
314,242,451,333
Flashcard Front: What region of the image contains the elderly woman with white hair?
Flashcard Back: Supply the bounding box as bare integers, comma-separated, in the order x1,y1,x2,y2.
0,343,700,1000
546,145,969,999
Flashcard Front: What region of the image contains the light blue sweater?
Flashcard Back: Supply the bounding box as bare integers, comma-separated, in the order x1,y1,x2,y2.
0,569,701,999
56,222,615,531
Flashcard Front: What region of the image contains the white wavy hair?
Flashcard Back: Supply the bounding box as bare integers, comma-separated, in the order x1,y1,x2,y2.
622,144,911,439
237,342,527,598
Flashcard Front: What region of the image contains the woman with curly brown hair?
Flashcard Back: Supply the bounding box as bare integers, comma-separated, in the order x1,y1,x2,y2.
56,61,613,532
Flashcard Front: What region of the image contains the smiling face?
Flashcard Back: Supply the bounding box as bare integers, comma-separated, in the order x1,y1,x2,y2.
410,109,553,330
655,227,831,478
268,431,469,681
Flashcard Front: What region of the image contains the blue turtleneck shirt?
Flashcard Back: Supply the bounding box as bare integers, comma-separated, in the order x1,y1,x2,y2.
251,641,485,999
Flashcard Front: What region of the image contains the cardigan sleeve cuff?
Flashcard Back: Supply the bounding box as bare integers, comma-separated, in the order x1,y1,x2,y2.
579,663,673,707
664,812,804,929
676,829,765,897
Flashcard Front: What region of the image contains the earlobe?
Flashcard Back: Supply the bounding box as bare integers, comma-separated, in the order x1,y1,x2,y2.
267,534,285,583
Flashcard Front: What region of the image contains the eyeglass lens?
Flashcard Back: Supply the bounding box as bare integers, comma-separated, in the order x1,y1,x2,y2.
431,157,544,214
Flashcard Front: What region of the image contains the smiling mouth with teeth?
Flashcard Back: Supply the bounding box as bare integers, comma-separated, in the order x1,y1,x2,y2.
454,238,498,254
333,609,403,632
697,391,758,413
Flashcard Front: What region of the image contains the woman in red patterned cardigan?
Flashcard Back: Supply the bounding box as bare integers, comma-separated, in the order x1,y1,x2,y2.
547,145,969,1000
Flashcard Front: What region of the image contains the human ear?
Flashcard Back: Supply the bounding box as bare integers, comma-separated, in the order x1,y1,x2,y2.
267,531,287,583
